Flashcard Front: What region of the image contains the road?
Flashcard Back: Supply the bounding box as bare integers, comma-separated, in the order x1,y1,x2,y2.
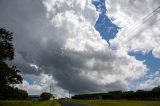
58,100,90,106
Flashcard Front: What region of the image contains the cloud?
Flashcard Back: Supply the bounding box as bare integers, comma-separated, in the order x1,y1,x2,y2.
139,77,160,90
17,73,68,98
106,0,160,58
0,0,149,97
153,48,160,58
138,71,160,90
42,0,148,93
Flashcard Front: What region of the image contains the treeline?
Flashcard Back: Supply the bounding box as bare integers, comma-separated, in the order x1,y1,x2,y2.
0,85,28,100
72,86,160,100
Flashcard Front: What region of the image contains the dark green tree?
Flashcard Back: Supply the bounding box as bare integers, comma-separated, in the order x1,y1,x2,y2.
40,92,53,100
0,28,25,100
152,86,160,100
0,28,14,62
0,28,22,86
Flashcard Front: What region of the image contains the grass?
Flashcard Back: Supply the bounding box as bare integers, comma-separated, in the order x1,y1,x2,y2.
0,100,61,106
71,99,160,106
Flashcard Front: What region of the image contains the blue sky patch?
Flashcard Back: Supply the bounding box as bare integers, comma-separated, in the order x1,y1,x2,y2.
24,75,34,85
92,0,119,44
92,0,106,13
129,51,160,72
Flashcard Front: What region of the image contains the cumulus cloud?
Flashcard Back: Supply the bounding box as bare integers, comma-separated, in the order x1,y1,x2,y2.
0,0,149,97
138,71,160,90
41,0,148,93
153,48,160,58
106,0,160,58
17,73,68,98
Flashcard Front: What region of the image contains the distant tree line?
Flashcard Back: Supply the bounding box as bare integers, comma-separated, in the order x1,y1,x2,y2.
72,86,160,100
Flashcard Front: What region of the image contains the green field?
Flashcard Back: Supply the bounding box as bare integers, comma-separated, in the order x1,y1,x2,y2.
0,100,60,106
72,100,160,106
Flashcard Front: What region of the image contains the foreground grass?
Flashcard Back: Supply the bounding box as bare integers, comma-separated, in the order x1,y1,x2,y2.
0,100,60,106
71,99,160,106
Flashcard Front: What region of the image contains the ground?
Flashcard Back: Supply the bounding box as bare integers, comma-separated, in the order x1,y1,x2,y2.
58,99,89,106
70,99,160,106
1,99,160,106
0,100,60,106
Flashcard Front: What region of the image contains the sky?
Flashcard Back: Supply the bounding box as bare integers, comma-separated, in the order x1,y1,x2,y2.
0,0,160,98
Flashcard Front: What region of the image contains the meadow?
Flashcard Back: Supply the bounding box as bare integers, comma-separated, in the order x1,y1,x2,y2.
72,100,160,106
0,100,60,106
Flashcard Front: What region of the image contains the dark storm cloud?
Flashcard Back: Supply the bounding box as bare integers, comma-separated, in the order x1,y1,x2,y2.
0,0,55,74
0,0,107,93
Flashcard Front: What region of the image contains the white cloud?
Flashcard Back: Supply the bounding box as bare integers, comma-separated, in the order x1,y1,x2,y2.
153,47,160,58
106,0,160,58
138,71,160,90
17,73,68,98
139,77,160,90
30,64,39,71
43,0,98,25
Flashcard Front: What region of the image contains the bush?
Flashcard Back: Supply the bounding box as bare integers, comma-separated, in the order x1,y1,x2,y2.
40,92,53,100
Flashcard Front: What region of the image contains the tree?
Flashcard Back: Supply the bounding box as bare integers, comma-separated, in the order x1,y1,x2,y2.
0,28,24,100
152,86,160,100
40,92,53,100
0,28,23,87
0,28,14,61
13,88,28,100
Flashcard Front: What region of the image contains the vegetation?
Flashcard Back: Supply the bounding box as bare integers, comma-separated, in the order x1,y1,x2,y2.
0,100,60,106
0,28,28,100
40,92,53,100
0,86,28,100
71,100,160,106
0,28,23,86
72,86,160,100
